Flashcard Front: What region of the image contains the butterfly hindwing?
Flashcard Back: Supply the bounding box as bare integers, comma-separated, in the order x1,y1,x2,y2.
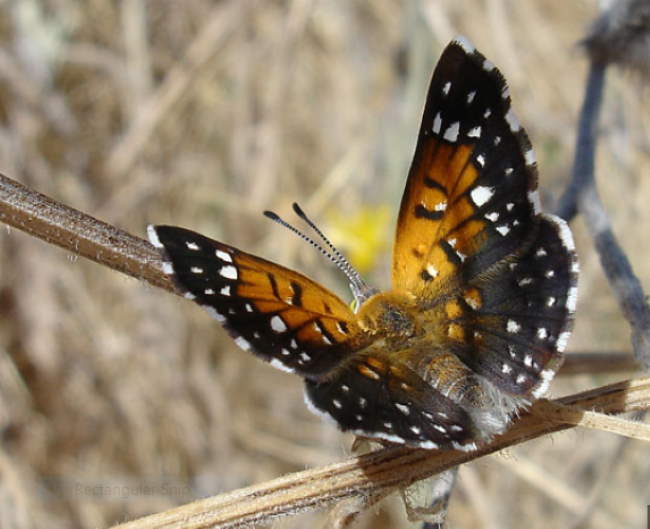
304,352,479,450
392,37,541,295
451,214,578,397
149,225,368,378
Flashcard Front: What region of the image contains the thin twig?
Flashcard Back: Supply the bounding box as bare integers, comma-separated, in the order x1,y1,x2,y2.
585,185,650,370
0,172,175,293
559,352,636,375
554,64,605,222
532,399,650,442
110,377,650,529
555,61,650,370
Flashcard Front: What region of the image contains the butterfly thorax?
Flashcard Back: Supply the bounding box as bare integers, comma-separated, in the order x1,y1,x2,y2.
357,290,422,344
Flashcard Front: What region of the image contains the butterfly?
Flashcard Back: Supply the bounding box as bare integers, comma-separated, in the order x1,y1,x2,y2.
148,37,578,451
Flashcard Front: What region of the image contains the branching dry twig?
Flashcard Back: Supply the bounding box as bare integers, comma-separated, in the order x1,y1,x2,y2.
555,61,650,370
108,377,650,529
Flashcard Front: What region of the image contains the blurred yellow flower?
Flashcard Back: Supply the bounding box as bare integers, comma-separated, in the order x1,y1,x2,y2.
326,204,392,275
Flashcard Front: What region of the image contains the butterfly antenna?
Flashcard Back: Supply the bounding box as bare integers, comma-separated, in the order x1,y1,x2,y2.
263,207,378,307
291,203,376,302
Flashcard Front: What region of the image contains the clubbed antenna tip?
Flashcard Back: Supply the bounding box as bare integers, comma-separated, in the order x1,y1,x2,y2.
263,210,280,221
292,202,306,217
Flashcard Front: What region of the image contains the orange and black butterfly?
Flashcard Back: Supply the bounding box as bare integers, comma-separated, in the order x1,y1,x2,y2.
148,37,578,450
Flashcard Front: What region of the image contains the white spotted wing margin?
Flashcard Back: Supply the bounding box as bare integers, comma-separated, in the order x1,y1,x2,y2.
389,36,579,421
148,225,370,378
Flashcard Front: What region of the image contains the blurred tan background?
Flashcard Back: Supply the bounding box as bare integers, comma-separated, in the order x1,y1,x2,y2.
0,1,648,528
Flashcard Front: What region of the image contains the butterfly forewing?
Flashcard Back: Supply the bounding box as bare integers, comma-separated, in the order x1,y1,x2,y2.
392,38,541,295
150,225,369,378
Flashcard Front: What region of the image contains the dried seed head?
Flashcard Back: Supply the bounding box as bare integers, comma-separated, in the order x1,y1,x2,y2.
582,0,650,77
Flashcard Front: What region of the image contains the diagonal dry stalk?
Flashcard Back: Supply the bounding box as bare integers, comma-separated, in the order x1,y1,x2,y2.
0,172,174,293
108,377,650,529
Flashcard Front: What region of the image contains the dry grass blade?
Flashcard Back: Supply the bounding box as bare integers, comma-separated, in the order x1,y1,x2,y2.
104,1,245,180
532,400,650,442
111,377,650,529
559,352,636,375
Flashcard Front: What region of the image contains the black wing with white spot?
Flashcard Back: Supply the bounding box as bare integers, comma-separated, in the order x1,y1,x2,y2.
148,225,371,379
147,36,578,451
304,353,479,450
454,214,578,397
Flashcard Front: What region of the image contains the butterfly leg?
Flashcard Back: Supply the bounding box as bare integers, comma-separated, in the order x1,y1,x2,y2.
402,467,458,528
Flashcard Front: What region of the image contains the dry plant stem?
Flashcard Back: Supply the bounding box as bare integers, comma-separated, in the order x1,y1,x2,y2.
532,399,650,442
555,62,650,369
112,377,650,529
559,352,636,374
0,172,175,294
555,63,605,222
